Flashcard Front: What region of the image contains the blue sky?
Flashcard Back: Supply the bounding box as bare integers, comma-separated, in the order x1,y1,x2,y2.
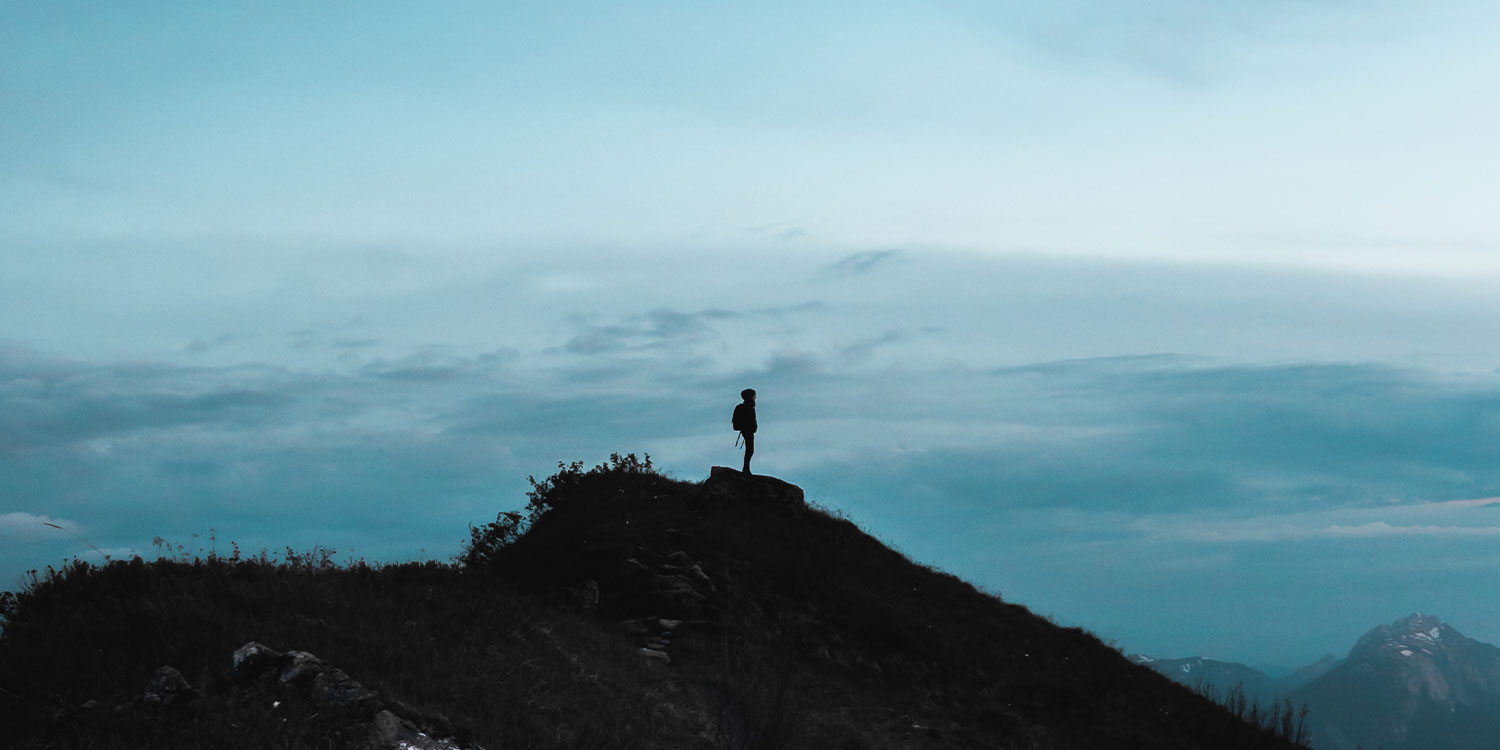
5,1,1500,667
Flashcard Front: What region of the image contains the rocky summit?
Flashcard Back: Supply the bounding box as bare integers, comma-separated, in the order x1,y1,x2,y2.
1290,613,1500,750
0,457,1308,749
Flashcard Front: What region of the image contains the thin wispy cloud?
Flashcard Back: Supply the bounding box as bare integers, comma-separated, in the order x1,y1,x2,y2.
1130,491,1500,544
564,309,723,355
824,250,905,277
839,330,905,362
360,347,516,383
184,333,238,354
0,513,82,541
1324,522,1500,538
1147,519,1500,543
742,221,808,242
1402,497,1500,511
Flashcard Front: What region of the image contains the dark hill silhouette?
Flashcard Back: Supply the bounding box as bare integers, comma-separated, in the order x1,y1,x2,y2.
0,455,1308,749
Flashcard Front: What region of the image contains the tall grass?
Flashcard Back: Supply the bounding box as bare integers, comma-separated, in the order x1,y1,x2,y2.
0,550,680,748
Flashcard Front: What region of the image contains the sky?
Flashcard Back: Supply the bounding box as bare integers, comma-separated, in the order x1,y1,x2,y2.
5,1,1500,668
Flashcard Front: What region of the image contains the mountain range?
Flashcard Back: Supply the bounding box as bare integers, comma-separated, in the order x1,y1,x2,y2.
1134,613,1500,750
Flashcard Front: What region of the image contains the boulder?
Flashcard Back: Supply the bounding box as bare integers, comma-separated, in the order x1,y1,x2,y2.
279,650,328,684
231,641,283,680
310,667,380,706
226,641,476,748
143,665,196,706
652,573,708,615
704,467,805,511
359,709,468,750
685,563,713,588
636,647,672,664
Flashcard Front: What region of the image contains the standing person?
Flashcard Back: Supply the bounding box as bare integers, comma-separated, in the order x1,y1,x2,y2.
732,388,757,474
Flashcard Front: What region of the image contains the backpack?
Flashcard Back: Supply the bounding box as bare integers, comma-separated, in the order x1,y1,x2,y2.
732,403,750,432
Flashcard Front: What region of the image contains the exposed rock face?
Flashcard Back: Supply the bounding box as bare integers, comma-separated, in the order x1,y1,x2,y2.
232,643,377,708
652,573,707,615
363,709,469,750
614,544,718,664
1291,613,1500,750
705,467,805,511
227,641,477,750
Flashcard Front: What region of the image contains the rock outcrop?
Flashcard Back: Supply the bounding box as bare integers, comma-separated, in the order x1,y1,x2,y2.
614,539,719,665
219,641,481,750
704,467,805,512
142,665,197,707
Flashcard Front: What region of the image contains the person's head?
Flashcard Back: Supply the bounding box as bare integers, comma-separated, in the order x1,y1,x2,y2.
741,388,756,404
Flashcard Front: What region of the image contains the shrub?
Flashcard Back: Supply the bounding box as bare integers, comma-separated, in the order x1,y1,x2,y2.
1202,682,1311,746
460,453,656,568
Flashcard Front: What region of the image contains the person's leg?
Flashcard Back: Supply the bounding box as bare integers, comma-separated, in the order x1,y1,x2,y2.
742,433,754,474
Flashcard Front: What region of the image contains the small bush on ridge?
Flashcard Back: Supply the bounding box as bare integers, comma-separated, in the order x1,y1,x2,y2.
461,453,656,568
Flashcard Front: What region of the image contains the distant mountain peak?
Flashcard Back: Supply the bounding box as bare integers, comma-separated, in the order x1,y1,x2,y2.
1393,611,1442,633
1348,612,1461,662
1295,614,1500,750
1135,615,1500,750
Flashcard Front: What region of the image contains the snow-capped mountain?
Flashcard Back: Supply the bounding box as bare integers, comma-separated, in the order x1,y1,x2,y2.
1348,612,1456,663
1127,654,1283,705
1133,614,1500,750
1290,613,1500,750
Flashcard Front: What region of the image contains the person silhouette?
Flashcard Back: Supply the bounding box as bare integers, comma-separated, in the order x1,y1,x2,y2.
732,388,757,474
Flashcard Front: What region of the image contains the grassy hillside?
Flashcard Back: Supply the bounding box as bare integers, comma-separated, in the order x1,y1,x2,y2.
0,456,1309,749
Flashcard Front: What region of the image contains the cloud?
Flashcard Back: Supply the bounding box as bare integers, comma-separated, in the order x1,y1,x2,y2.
184,333,239,354
946,1,1431,88
744,221,807,242
1407,497,1500,511
14,344,1499,542
1322,522,1500,538
360,347,516,382
8,329,1500,666
984,357,1500,508
824,249,905,277
0,370,297,455
990,353,1191,378
1129,489,1500,544
748,301,826,316
1152,519,1500,543
0,513,82,541
840,330,905,362
560,303,827,359
565,308,722,355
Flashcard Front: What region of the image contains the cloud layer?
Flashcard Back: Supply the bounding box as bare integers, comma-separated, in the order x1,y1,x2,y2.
7,287,1500,666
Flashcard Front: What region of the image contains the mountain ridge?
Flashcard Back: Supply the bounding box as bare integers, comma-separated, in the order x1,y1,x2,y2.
1134,612,1500,750
0,458,1308,749
1292,612,1500,750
